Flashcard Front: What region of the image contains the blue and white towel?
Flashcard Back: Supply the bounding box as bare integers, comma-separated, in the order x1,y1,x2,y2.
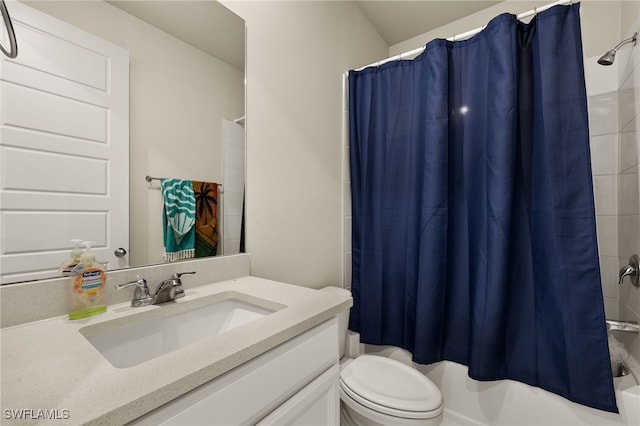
161,179,196,262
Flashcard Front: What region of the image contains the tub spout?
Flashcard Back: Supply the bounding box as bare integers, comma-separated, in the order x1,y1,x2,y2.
606,319,640,334
612,361,629,378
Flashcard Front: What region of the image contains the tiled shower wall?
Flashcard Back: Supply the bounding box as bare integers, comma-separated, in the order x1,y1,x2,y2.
586,55,623,318
616,14,640,360
586,12,640,360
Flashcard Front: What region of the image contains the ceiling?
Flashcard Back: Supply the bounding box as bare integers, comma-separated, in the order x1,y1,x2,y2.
354,1,503,46
106,1,505,71
107,1,245,71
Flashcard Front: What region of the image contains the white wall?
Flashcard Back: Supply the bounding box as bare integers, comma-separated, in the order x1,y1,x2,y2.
22,1,244,267
621,1,640,39
222,119,246,255
221,1,388,288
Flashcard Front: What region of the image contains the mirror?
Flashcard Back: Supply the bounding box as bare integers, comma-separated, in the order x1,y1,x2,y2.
0,0,245,285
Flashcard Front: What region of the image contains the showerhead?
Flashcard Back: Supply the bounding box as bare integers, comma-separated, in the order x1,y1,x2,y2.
597,50,617,66
598,32,637,66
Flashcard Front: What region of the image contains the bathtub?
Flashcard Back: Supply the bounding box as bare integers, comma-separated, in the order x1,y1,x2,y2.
365,345,640,426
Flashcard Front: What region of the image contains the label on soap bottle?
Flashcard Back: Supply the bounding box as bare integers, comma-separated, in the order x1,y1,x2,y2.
73,268,105,301
70,267,106,319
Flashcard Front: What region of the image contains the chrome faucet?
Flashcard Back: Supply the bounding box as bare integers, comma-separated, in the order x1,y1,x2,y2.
115,277,154,307
618,254,639,287
116,272,195,307
154,272,194,304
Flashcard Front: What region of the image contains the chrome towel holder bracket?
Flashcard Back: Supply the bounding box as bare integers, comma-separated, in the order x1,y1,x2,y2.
0,0,18,58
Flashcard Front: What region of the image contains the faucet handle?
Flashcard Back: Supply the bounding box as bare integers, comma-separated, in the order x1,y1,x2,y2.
172,271,196,280
115,277,154,307
619,255,639,287
115,277,148,290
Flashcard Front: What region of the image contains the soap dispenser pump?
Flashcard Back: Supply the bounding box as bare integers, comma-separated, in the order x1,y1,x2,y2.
78,241,97,266
58,239,84,277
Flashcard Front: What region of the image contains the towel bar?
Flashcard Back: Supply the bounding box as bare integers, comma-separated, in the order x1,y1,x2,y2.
145,175,224,193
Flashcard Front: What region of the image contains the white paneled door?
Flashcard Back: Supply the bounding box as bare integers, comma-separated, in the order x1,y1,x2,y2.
0,2,129,284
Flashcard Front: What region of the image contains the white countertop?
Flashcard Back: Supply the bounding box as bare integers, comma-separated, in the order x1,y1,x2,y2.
0,276,352,425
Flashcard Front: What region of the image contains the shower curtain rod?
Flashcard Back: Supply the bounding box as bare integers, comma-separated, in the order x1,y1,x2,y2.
353,0,572,71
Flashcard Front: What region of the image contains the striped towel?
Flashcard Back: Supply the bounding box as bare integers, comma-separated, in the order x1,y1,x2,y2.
161,179,196,262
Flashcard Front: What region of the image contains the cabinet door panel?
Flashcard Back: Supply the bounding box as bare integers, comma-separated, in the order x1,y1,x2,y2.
131,318,339,426
258,364,340,426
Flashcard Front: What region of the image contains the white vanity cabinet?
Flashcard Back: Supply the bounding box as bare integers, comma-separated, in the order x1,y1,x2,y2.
130,318,340,425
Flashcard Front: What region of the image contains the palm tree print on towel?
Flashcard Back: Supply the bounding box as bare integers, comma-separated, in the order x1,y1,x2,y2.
193,181,219,257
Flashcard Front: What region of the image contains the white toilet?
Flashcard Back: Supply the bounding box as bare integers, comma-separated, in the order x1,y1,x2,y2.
321,287,444,426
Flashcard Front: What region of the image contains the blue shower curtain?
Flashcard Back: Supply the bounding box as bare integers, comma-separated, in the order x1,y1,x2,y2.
348,3,617,413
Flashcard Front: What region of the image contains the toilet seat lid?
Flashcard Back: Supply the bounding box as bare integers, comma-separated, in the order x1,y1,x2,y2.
340,355,442,414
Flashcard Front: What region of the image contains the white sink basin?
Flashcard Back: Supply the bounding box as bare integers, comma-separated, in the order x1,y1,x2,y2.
81,296,277,368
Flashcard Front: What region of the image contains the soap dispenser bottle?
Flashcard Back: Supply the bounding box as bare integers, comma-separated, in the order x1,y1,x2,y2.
58,239,84,277
69,241,107,319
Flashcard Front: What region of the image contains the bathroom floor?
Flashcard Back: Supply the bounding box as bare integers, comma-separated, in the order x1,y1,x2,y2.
440,410,482,426
441,416,465,426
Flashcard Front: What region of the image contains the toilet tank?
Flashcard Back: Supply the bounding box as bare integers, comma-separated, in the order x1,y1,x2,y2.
320,286,351,358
